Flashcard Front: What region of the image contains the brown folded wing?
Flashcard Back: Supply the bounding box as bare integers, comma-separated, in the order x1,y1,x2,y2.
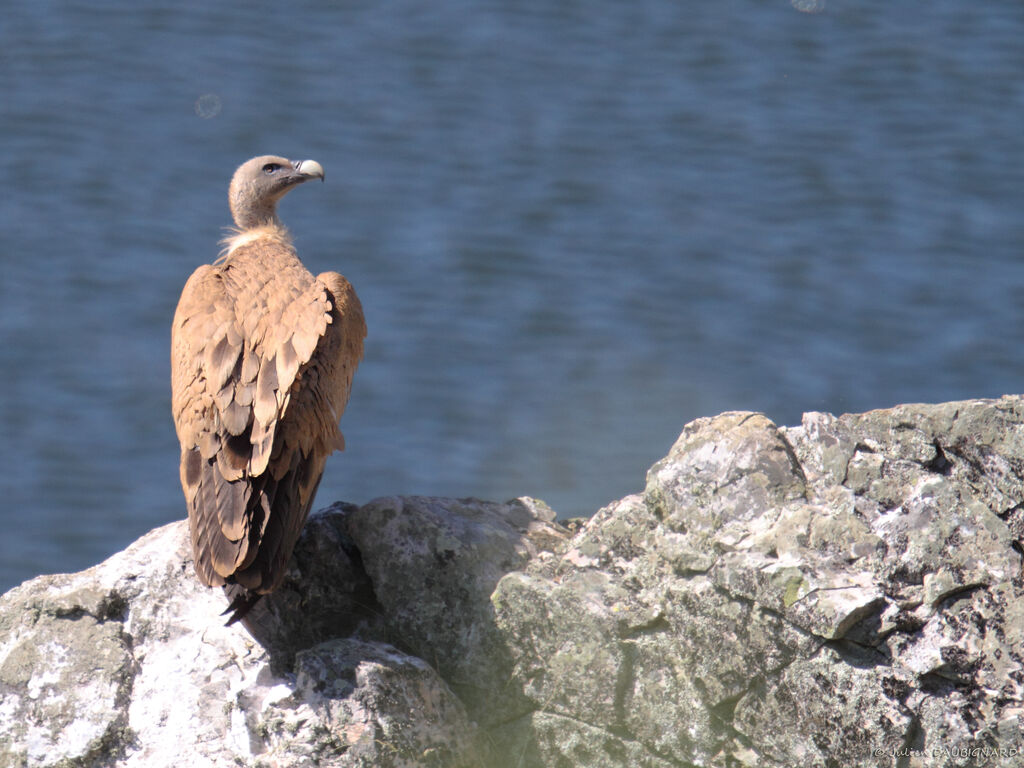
171,231,365,593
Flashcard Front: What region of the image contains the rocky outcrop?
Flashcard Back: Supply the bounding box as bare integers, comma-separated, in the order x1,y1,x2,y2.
2,397,1024,767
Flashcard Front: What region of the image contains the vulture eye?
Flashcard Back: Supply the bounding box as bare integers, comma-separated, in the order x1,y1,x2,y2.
262,163,282,174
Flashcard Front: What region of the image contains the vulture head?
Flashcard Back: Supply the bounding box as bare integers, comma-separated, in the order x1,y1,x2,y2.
228,155,325,229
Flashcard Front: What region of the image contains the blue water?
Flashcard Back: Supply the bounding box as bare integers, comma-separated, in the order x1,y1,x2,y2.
1,0,1022,592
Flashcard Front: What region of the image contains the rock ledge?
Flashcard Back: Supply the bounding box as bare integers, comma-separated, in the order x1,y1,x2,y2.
2,397,1024,767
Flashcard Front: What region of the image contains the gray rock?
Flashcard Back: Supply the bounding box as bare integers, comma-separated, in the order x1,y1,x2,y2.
0,506,505,767
3,397,1024,767
255,638,480,767
343,495,563,726
493,399,1024,766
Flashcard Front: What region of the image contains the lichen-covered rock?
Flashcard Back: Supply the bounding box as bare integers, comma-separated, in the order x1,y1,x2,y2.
491,398,1024,767
0,506,503,767
249,638,480,767
731,643,913,763
489,711,681,768
342,495,564,726
0,586,134,768
2,397,1024,767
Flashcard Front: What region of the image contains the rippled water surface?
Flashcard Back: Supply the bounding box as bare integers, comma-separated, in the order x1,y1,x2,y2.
1,0,1022,591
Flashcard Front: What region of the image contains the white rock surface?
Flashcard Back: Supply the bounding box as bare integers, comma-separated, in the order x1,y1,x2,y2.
0,517,482,767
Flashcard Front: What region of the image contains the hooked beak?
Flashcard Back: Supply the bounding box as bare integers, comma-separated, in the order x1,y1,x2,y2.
292,159,325,182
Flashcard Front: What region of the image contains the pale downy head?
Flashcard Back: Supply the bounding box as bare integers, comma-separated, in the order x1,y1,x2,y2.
228,155,325,229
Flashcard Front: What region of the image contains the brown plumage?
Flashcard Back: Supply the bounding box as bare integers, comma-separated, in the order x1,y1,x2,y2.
171,155,365,623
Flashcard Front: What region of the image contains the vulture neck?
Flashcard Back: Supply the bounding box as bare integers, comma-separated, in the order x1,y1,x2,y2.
233,204,280,231
230,183,286,230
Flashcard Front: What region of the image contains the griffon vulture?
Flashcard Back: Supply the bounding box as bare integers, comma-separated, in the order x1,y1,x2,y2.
171,155,365,623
